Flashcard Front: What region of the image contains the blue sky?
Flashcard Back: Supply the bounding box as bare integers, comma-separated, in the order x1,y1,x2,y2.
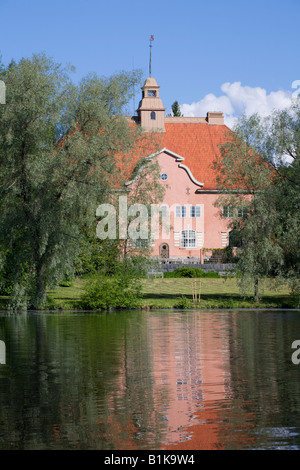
0,0,299,124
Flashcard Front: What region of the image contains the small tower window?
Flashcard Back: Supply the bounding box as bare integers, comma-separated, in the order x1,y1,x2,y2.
148,90,156,97
150,111,156,120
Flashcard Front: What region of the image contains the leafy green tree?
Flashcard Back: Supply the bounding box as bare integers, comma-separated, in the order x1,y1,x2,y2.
267,102,300,292
215,101,300,301
73,227,120,276
171,100,182,117
0,53,145,310
215,115,282,301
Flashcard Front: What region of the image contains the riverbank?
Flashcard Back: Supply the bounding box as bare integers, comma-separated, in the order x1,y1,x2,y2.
1,277,298,310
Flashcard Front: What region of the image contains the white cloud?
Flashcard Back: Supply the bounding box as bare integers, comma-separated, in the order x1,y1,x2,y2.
180,82,293,128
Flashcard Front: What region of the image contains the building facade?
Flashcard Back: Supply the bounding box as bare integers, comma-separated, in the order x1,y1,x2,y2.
126,76,236,261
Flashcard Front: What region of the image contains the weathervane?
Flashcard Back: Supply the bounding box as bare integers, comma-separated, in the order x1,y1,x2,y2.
149,35,154,76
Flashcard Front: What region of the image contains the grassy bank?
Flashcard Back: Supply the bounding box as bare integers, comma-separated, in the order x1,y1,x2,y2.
1,276,297,311
0,278,86,311
141,278,298,309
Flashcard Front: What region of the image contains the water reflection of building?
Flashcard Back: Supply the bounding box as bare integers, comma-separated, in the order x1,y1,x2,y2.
148,312,231,449
106,311,239,450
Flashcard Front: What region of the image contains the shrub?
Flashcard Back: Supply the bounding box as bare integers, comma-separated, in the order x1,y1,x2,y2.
203,270,220,278
173,295,193,309
164,267,220,278
59,280,74,287
78,276,142,310
45,295,57,309
164,267,200,278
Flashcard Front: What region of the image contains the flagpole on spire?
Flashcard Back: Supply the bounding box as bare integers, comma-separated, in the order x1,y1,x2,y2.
149,35,154,76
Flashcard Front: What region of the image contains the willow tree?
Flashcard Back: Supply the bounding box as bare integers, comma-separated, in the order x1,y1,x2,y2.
214,114,283,302
267,102,300,294
215,103,300,302
0,54,147,310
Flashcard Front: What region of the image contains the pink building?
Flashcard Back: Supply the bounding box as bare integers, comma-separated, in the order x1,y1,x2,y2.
125,76,237,262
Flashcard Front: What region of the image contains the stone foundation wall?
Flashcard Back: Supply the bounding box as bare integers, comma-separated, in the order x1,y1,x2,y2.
152,258,236,273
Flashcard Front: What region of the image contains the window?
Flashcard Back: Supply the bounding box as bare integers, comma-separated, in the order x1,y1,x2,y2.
160,205,168,218
176,206,187,217
132,238,149,248
222,206,248,218
229,230,243,247
190,206,201,217
148,90,156,97
237,206,248,218
161,173,168,181
181,230,196,248
150,111,156,120
222,206,234,218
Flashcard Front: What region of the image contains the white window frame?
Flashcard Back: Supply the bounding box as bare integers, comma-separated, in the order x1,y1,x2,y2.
237,206,248,218
190,205,201,218
180,230,196,248
160,205,168,218
222,206,234,218
176,206,187,218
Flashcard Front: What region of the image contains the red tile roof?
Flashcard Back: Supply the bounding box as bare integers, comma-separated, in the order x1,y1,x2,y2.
116,119,237,190
114,127,160,185
162,122,231,190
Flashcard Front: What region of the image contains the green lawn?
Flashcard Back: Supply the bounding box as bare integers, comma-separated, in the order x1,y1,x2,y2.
0,276,298,310
141,277,297,309
46,278,86,309
49,276,297,310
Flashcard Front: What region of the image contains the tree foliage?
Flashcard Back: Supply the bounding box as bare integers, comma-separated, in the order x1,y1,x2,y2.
0,53,150,310
78,275,142,311
215,101,300,301
171,100,182,117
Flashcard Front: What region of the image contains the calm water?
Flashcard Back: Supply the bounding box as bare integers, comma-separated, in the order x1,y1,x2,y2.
0,309,300,450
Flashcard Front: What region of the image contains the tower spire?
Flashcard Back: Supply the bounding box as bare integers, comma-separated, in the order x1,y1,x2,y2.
149,35,154,76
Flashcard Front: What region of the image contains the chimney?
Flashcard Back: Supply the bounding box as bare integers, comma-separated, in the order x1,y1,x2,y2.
206,112,224,125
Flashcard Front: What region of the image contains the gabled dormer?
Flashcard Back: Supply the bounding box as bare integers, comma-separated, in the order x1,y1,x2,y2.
137,77,166,132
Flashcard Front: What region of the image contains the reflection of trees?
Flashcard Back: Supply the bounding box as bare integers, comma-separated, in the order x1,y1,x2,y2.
116,318,168,449
0,312,168,449
222,311,300,449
